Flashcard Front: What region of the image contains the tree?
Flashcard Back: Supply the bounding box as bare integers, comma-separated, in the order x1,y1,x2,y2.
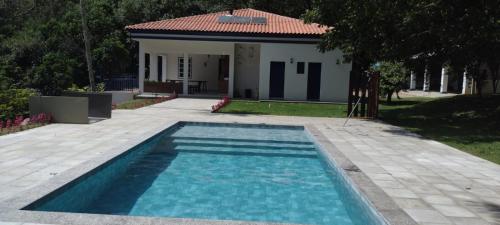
79,0,96,92
377,62,408,103
30,52,76,96
305,0,499,97
485,45,500,94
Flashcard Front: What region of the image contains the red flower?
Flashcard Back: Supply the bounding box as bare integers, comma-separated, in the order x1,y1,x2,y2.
14,115,24,126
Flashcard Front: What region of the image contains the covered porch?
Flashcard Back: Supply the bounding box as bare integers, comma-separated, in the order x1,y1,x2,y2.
137,39,261,99
138,39,238,98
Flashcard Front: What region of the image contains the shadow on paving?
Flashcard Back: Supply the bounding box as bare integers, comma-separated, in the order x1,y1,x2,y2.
379,95,500,164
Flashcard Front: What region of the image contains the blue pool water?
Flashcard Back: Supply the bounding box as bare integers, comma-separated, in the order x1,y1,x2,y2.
27,122,385,225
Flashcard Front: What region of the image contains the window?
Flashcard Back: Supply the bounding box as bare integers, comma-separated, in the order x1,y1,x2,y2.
296,62,305,74
178,57,192,78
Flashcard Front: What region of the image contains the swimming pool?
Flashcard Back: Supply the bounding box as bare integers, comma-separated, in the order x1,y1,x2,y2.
25,122,386,225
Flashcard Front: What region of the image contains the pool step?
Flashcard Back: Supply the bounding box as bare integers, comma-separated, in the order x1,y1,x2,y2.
172,145,318,158
170,136,312,145
171,138,315,150
172,140,315,152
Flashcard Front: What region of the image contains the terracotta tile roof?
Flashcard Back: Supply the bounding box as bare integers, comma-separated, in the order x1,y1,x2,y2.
126,8,327,36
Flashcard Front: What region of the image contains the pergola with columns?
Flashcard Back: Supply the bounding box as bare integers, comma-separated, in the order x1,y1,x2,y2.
409,66,470,94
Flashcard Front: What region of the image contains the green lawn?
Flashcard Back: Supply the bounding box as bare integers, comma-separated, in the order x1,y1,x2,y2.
219,95,500,164
218,100,348,117
379,95,500,164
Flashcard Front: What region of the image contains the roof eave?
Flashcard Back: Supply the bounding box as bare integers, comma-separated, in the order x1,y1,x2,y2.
126,28,324,39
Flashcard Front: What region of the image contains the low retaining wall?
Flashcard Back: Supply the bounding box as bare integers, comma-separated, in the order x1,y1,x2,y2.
63,92,112,118
104,91,134,105
144,81,182,93
29,96,89,124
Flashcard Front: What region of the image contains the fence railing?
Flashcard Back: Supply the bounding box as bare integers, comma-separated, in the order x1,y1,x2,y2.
103,75,138,91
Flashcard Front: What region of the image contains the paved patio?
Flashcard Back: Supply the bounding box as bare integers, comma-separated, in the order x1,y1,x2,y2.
0,98,499,225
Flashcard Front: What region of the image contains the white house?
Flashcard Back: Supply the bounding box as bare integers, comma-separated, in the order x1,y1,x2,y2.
126,8,351,102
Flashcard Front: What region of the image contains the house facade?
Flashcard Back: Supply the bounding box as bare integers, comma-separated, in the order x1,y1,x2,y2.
126,9,351,102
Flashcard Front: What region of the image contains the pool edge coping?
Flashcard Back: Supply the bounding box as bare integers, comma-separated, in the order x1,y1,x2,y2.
304,124,418,225
0,121,417,225
0,121,303,225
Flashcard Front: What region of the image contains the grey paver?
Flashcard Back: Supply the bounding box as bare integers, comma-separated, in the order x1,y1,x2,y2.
0,98,499,225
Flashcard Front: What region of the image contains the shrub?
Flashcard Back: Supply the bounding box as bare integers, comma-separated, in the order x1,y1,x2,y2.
30,52,75,96
377,61,408,102
67,82,106,92
0,89,37,120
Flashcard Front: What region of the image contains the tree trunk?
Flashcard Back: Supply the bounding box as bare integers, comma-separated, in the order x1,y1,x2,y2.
487,62,499,94
386,90,394,103
491,71,498,94
79,0,96,92
493,79,498,94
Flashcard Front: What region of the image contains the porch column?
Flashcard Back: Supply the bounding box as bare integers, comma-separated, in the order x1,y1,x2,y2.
462,70,468,94
410,71,417,90
138,42,145,93
423,65,431,92
440,67,448,93
183,53,189,95
161,55,167,82
149,53,158,81
228,53,235,97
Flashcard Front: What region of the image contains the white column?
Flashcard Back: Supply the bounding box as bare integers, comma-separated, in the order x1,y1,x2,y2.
161,55,167,82
228,53,235,97
423,65,430,92
440,67,449,93
410,71,417,90
183,53,189,95
138,43,145,93
462,70,468,94
149,53,158,81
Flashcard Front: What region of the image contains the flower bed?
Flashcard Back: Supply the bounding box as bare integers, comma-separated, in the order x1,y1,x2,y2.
0,113,52,136
113,93,177,110
211,96,231,113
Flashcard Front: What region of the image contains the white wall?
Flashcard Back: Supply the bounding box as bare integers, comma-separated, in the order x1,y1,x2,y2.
137,39,351,101
259,43,351,102
234,44,260,98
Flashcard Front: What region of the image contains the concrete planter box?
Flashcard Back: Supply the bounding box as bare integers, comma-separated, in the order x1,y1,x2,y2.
62,92,112,118
29,96,89,124
104,91,135,105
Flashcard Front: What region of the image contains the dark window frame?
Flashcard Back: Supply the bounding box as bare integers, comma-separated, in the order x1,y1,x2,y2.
296,62,305,74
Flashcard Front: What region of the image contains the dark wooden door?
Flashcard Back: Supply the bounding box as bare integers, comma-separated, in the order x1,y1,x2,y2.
218,56,229,93
157,56,163,82
269,61,285,99
307,62,322,100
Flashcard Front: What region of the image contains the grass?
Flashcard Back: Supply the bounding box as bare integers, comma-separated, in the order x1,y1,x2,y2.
379,95,500,164
219,95,500,164
218,100,348,117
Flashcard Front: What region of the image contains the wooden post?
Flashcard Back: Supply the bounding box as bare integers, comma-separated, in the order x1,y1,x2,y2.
360,71,367,117
354,70,361,117
366,72,380,118
347,71,354,116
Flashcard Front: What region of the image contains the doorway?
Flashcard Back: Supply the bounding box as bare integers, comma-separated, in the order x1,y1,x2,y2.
157,56,163,82
269,61,285,99
218,56,229,94
307,62,322,100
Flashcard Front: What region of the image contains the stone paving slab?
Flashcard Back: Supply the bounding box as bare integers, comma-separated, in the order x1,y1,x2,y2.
0,98,499,225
